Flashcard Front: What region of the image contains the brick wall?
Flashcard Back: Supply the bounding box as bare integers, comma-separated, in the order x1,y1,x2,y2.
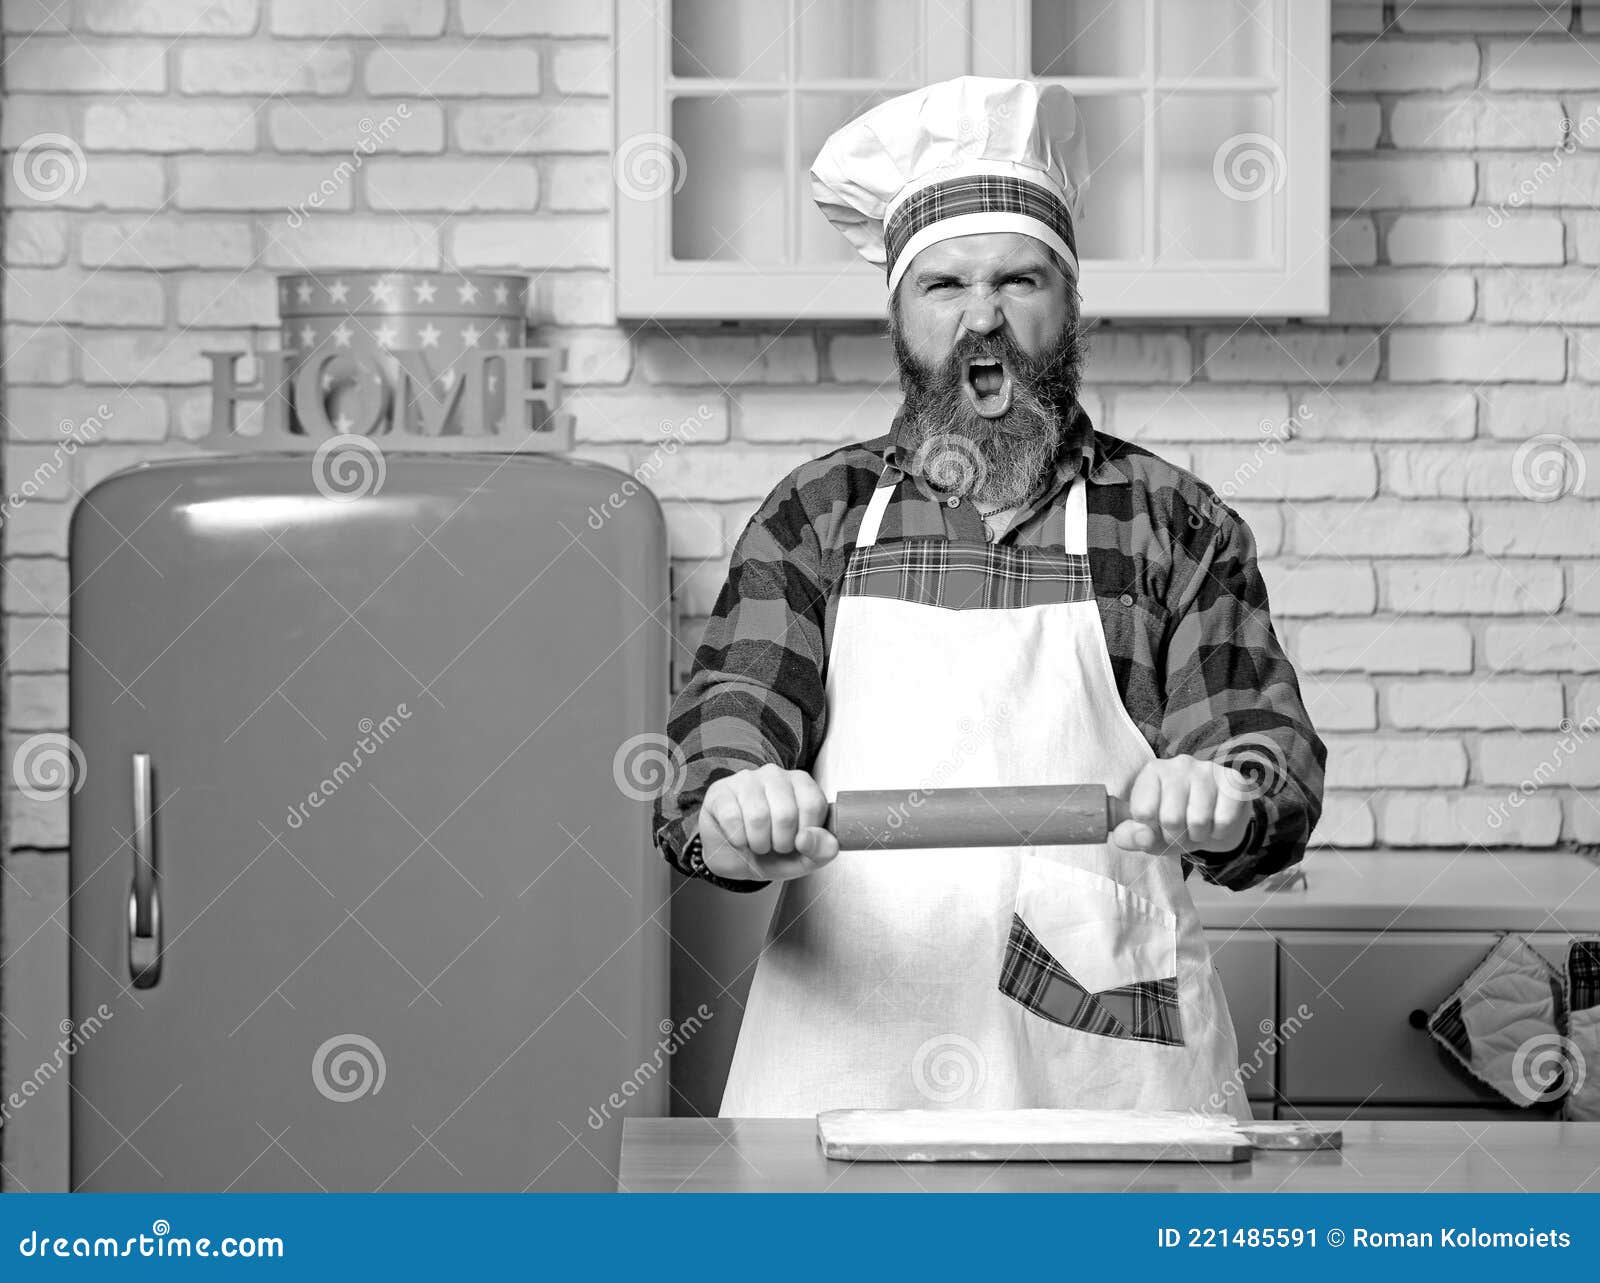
2,0,1599,1187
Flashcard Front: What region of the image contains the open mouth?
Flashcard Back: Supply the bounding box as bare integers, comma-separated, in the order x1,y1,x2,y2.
962,355,1014,418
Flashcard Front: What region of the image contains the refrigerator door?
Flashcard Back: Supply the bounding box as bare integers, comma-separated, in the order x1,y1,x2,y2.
68,453,669,1191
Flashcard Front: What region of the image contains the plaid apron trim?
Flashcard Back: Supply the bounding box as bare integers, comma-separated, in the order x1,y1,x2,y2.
885,174,1078,280
1570,939,1600,1012
998,912,1184,1047
841,539,1094,610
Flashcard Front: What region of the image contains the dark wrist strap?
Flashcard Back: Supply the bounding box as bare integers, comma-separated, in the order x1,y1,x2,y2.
683,831,710,877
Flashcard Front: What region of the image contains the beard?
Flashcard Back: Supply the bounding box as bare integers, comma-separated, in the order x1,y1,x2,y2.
889,303,1090,509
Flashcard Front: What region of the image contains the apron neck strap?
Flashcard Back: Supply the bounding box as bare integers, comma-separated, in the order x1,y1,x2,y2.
1064,468,1087,555
855,465,901,549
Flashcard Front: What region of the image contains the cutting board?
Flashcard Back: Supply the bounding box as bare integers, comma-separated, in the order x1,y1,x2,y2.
816,1109,1341,1163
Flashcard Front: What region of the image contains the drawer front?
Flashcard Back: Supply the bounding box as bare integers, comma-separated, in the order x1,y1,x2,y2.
1278,932,1569,1105
1205,929,1277,1102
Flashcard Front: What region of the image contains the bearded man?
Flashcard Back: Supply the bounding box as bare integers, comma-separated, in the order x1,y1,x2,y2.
652,77,1326,1119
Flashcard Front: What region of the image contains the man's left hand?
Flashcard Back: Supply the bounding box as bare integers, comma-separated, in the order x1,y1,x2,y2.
1110,755,1253,855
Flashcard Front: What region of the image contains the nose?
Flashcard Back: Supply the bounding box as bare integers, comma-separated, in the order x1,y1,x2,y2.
961,299,1003,336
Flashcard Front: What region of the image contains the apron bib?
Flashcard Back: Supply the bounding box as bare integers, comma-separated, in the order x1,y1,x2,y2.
718,463,1249,1121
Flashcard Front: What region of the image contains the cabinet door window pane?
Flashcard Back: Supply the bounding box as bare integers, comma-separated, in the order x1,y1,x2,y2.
1157,94,1274,262
672,95,786,262
1031,0,1144,77
799,0,922,79
671,0,788,79
1074,94,1145,262
1157,0,1273,79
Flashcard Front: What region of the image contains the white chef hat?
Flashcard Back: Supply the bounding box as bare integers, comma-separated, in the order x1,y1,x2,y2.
810,76,1090,298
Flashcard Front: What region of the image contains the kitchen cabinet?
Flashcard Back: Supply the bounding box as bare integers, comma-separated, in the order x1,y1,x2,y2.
615,0,1330,320
1189,853,1600,1120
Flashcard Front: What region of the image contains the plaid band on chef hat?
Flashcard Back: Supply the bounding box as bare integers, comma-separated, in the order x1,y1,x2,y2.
810,76,1091,298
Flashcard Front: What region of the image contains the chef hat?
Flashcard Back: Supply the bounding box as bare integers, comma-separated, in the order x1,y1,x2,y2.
810,76,1090,299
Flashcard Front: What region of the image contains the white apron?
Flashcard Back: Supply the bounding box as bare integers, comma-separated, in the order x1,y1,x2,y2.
718,462,1250,1122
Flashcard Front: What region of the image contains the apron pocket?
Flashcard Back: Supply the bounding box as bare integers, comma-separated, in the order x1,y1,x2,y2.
999,855,1184,1047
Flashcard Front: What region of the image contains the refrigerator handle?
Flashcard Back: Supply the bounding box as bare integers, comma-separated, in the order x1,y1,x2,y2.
127,751,162,989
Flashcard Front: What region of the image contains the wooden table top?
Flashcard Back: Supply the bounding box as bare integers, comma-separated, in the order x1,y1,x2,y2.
619,1118,1600,1193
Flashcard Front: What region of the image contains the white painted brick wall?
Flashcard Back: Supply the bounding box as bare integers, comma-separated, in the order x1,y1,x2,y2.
1389,95,1565,149
1387,212,1564,266
1297,621,1474,672
5,1,1600,1195
1386,677,1567,728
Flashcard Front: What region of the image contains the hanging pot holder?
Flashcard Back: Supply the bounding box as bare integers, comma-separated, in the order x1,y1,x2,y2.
1563,937,1600,1121
1426,932,1566,1108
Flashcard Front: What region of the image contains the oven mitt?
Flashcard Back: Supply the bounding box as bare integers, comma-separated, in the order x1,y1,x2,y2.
1563,938,1600,1121
1426,932,1566,1108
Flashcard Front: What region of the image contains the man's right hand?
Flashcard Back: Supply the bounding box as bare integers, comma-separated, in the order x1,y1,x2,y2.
696,764,840,882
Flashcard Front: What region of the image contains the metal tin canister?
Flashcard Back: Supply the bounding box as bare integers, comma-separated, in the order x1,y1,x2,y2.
275,271,535,438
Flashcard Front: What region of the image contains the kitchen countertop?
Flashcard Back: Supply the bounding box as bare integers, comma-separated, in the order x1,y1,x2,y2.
619,1118,1600,1192
1190,849,1600,933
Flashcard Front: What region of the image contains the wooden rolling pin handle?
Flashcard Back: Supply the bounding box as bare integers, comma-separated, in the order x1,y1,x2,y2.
1106,793,1133,830
823,783,1129,851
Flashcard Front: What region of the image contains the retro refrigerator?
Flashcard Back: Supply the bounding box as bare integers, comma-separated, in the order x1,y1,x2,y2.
67,452,670,1191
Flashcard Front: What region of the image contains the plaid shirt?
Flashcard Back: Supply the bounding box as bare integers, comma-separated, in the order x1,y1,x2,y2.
653,397,1326,893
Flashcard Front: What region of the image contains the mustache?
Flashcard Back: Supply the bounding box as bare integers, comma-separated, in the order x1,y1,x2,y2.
941,328,1050,384
901,313,1087,379
894,321,1088,420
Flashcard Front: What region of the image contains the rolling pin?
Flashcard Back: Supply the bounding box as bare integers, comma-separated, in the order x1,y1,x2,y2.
823,783,1130,851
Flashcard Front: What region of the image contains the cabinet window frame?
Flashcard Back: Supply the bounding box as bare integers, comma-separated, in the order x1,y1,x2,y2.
614,0,1329,320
